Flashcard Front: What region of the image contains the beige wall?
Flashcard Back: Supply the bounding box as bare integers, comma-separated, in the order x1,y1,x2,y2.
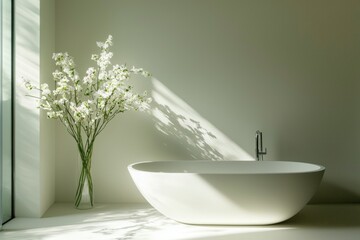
55,0,360,203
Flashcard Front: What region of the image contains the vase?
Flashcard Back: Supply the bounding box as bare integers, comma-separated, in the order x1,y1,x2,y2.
75,145,94,209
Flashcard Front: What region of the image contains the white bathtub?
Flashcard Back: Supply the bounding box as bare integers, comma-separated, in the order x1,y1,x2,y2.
128,160,325,225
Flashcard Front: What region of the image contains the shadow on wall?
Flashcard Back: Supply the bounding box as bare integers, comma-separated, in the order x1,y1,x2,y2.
149,78,253,161
144,79,360,205
314,181,360,203
152,104,223,160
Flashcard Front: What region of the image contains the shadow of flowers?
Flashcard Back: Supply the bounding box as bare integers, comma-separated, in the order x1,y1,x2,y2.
151,103,223,160
147,78,253,161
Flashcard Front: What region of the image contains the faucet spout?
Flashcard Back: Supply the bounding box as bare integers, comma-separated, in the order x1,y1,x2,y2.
255,130,267,160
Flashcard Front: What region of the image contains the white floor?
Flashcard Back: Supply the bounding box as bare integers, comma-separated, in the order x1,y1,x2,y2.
0,204,359,240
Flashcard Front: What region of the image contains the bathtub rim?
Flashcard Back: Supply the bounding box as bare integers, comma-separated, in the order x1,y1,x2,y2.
128,160,325,175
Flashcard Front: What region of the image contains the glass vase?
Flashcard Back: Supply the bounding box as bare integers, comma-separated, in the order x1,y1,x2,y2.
75,146,94,209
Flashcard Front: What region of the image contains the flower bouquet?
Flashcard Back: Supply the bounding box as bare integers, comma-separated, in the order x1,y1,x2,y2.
25,35,151,209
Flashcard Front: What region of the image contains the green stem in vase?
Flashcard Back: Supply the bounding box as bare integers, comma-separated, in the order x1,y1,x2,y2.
75,144,94,209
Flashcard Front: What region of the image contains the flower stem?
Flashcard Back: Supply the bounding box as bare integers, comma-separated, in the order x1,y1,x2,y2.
74,144,94,209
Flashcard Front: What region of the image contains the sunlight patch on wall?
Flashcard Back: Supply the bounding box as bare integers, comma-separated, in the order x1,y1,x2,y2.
14,0,41,217
151,78,253,160
16,0,40,110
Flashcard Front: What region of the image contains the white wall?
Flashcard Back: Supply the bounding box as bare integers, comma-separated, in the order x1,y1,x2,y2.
55,0,360,204
1,0,13,223
39,0,55,215
15,0,55,217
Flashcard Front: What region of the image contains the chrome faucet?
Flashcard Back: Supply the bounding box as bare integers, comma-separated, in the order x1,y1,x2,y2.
255,130,267,160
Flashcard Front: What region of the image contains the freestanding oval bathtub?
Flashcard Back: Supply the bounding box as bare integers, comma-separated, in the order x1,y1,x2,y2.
128,160,325,225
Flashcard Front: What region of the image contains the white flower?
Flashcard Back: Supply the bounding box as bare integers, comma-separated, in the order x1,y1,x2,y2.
59,76,69,84
75,84,82,91
24,79,34,90
97,99,106,110
39,101,52,111
95,89,111,99
57,97,68,105
97,51,113,70
131,66,143,74
25,35,151,144
130,66,151,77
83,77,92,85
98,70,108,81
41,83,51,96
86,67,96,75
53,70,64,80
142,71,151,77
52,53,64,64
47,111,56,119
96,35,113,50
91,54,99,61
70,102,91,123
47,111,63,119
96,41,104,48
79,102,91,115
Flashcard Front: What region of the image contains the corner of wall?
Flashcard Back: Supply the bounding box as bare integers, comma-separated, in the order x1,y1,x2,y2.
39,0,56,216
